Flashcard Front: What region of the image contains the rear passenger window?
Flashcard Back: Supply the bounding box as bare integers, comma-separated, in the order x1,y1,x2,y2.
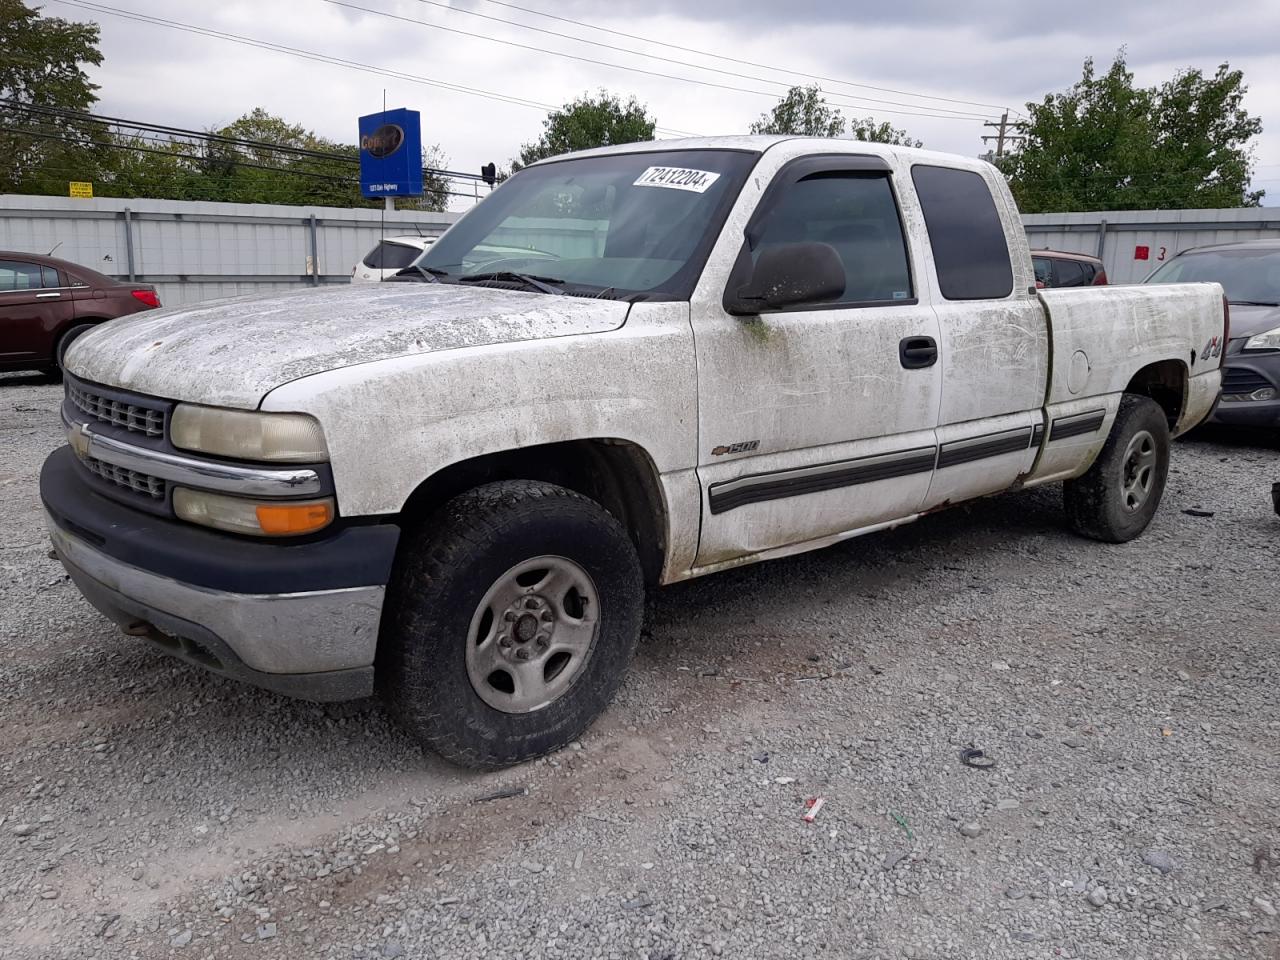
1054,259,1086,287
911,165,1014,300
751,173,912,305
1032,257,1052,286
0,260,43,291
42,266,60,288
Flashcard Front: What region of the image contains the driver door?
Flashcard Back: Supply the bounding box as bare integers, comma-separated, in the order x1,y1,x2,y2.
689,152,943,568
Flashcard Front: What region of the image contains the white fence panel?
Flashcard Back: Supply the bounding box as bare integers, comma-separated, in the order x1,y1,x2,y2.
5,194,1278,303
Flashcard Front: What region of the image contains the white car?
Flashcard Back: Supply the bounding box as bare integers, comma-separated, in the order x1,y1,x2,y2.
350,235,435,283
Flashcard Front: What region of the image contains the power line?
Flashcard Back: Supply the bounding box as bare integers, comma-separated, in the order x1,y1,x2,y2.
4,126,486,201
47,0,697,137
395,0,996,120
4,99,486,182
328,0,995,121
981,112,1026,158
471,0,1015,115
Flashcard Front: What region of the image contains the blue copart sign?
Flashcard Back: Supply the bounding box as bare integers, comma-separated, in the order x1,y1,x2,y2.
358,108,424,198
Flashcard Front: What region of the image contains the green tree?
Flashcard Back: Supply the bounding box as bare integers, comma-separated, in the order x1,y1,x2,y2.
750,85,845,137
750,85,921,146
0,0,103,193
1001,54,1263,212
848,116,922,148
513,91,655,170
90,108,452,210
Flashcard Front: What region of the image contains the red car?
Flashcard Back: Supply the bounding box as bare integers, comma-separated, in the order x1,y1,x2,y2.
0,252,160,375
1031,249,1108,288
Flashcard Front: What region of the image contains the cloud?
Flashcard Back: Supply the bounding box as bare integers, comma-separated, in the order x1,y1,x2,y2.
60,0,1277,204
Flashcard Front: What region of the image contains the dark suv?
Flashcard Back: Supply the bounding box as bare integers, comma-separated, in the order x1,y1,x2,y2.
1145,240,1280,428
0,252,160,375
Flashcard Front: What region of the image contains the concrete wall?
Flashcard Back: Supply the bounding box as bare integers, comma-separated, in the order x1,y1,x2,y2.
5,195,1280,305
1022,207,1280,284
0,195,462,306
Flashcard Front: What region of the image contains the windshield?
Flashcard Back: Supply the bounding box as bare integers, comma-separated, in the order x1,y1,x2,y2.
419,149,758,298
1146,248,1280,304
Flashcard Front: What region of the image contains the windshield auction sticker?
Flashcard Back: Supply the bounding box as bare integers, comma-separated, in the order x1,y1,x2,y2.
633,166,721,193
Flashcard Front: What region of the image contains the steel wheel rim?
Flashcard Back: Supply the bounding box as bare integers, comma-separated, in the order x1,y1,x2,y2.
1120,429,1158,512
465,556,600,714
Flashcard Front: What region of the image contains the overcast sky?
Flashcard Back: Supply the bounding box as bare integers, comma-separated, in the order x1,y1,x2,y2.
48,0,1280,207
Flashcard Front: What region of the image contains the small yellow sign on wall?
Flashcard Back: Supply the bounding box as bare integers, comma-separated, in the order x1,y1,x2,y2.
69,181,93,198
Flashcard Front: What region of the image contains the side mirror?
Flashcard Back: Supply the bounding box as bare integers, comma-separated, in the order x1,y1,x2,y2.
724,242,846,316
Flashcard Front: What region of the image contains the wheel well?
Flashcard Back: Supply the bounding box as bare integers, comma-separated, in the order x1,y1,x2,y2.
1124,360,1187,427
398,440,668,585
54,319,106,360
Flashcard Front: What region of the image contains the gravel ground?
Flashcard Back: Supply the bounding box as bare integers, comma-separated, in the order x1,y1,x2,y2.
2,369,1279,960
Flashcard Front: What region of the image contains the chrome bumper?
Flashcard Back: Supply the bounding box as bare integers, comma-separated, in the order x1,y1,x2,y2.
48,512,384,699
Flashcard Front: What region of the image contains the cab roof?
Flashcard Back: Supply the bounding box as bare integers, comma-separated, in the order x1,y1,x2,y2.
533,135,995,175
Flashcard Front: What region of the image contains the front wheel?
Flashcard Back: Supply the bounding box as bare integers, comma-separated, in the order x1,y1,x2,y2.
1063,394,1171,543
381,481,644,769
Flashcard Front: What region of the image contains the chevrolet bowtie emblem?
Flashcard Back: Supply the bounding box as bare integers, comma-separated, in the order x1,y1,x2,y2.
69,422,91,460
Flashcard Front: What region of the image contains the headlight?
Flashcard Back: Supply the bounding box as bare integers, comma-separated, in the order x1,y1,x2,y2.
170,404,328,462
173,488,334,537
1244,326,1280,351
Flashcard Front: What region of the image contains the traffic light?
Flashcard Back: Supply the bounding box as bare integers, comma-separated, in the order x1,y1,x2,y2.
481,162,497,187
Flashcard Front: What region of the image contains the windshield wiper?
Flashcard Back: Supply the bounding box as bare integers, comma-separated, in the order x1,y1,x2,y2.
1229,300,1279,307
391,264,448,283
456,271,565,295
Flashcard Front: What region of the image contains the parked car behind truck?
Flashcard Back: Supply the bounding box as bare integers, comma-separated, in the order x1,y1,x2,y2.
1032,249,1108,288
1145,239,1280,428
42,137,1226,769
351,235,435,283
0,252,159,375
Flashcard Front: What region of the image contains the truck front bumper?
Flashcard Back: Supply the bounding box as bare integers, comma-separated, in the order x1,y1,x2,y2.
41,446,400,701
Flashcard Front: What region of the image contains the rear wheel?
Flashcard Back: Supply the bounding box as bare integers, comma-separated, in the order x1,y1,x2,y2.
1063,394,1170,543
381,480,644,769
53,323,97,374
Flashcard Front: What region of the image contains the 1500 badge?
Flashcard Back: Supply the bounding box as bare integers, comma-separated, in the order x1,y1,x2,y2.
711,440,760,456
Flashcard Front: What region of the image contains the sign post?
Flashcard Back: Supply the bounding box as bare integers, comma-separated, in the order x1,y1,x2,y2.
358,108,424,204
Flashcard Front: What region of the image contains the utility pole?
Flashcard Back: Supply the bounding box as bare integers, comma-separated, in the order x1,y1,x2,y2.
981,112,1026,159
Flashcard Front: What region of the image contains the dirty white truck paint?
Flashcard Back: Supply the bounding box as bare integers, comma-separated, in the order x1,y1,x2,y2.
66,136,1224,584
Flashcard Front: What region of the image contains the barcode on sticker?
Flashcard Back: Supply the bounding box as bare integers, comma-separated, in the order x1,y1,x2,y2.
633,166,721,193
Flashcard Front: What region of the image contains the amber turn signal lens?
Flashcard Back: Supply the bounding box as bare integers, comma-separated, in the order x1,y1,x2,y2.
255,501,334,536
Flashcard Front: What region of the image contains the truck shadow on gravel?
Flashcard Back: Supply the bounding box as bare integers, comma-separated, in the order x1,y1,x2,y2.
1178,424,1280,452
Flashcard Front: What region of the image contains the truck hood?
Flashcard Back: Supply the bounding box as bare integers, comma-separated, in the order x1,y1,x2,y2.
65,282,630,407
1228,303,1280,340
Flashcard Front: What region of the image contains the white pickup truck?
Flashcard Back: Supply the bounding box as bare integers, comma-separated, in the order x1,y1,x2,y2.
42,136,1226,768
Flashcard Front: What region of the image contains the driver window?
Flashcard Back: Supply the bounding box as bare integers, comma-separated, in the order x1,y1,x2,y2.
753,172,913,305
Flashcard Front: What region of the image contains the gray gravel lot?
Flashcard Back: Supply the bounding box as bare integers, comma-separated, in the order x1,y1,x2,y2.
2,369,1279,959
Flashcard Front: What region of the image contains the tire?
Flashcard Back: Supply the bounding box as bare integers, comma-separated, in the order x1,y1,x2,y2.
1063,394,1171,543
54,323,96,372
381,480,644,769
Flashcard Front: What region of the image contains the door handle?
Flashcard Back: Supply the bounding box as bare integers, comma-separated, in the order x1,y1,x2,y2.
899,336,937,369
36,292,61,299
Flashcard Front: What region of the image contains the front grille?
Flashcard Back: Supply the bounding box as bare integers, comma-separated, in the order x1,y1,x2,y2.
81,454,165,500
1222,368,1272,395
67,381,165,437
